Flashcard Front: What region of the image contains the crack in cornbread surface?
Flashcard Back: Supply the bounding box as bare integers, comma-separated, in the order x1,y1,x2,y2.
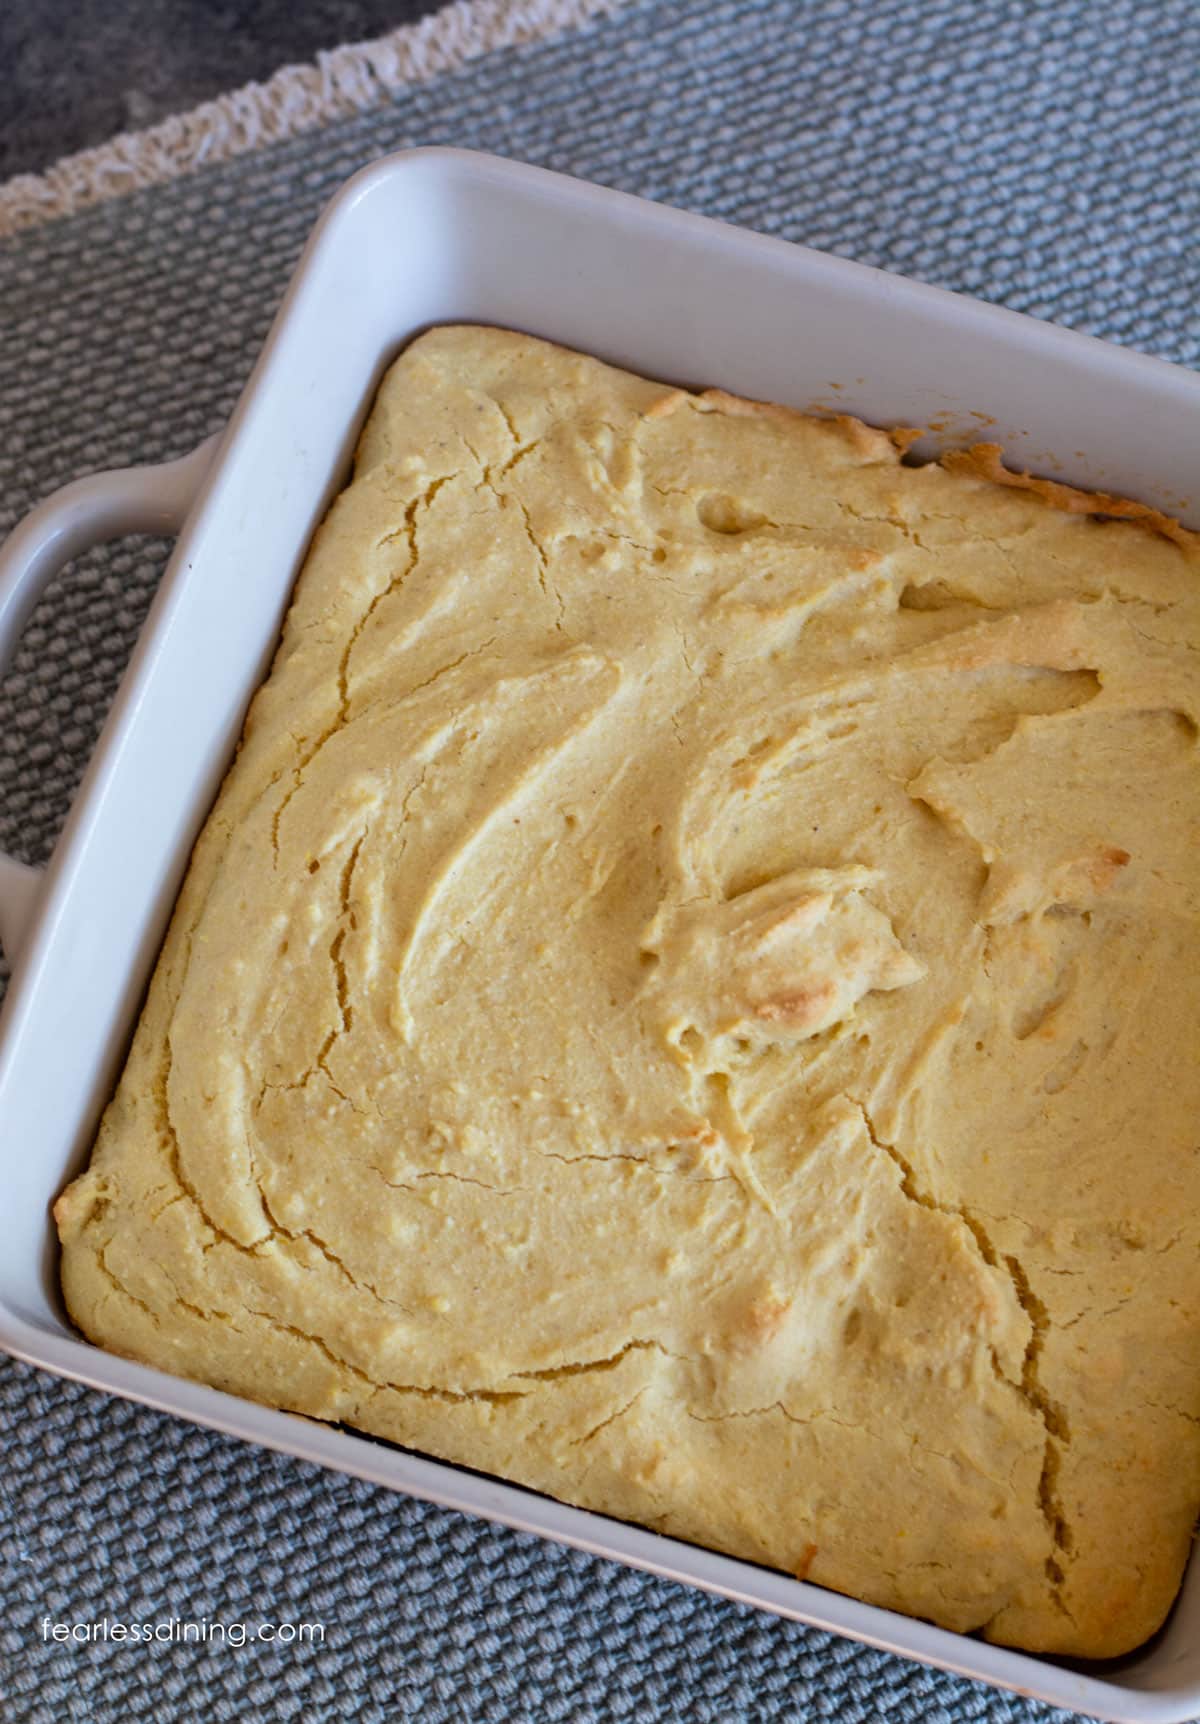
55,326,1200,1656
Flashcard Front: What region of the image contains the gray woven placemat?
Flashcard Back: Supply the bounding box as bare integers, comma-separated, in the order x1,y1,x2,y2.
1,2,1197,1718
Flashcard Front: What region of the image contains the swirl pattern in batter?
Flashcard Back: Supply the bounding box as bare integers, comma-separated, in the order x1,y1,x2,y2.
56,326,1200,1656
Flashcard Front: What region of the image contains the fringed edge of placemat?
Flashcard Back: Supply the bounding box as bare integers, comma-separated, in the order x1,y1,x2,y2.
0,0,627,239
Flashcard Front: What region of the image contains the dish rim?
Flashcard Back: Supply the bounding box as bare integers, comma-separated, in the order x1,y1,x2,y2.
2,146,1199,1724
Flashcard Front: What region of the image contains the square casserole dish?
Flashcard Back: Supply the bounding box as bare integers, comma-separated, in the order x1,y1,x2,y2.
1,148,1198,1722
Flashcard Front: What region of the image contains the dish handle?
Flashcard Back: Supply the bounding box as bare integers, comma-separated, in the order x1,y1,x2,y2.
0,435,221,965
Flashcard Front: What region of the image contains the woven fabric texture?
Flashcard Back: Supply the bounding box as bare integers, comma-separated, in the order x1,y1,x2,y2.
1,1,1197,1718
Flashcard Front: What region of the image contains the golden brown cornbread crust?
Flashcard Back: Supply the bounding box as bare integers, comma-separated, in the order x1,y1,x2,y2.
55,326,1200,1657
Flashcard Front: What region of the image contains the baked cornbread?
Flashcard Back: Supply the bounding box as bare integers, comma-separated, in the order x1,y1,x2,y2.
55,326,1200,1658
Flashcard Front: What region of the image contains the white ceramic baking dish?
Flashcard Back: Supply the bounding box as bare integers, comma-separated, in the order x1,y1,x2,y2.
1,148,1197,1723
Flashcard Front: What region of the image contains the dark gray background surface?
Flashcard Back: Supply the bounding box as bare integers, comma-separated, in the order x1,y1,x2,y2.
0,1,1198,1719
0,0,443,179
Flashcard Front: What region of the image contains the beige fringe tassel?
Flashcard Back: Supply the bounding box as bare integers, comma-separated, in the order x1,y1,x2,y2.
0,0,626,238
